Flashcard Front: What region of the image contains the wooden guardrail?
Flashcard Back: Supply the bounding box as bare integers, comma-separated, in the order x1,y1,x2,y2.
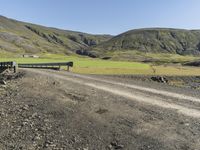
18,61,73,71
0,61,17,73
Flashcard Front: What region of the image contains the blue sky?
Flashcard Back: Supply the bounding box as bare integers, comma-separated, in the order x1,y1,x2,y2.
0,0,200,35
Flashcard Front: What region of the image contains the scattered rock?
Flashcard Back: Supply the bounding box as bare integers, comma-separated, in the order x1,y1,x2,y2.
96,108,108,114
151,76,168,83
0,80,7,85
76,49,97,58
21,104,29,110
109,141,124,149
0,85,7,88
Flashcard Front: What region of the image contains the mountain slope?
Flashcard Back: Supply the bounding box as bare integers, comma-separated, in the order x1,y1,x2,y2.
1,15,200,60
93,28,200,56
0,15,112,56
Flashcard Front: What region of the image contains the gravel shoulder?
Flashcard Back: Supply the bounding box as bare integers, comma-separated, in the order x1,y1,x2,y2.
0,69,200,150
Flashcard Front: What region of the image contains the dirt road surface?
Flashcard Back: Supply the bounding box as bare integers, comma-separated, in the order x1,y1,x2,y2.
0,68,200,150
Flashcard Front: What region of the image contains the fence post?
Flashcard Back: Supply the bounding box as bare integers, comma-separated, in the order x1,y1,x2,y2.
14,66,16,73
13,62,17,73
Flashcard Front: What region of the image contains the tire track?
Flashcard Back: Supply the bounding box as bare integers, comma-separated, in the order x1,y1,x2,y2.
24,69,200,118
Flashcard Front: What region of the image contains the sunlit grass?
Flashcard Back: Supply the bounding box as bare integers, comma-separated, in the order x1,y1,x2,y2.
1,54,200,75
108,50,199,63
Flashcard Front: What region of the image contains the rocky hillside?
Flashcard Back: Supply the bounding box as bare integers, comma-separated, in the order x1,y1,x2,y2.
0,15,112,56
93,28,200,56
1,15,200,59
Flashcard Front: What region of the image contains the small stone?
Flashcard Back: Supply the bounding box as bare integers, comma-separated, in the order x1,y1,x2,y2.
0,80,6,85
22,105,29,110
110,141,124,149
185,123,190,126
32,113,38,118
1,85,7,88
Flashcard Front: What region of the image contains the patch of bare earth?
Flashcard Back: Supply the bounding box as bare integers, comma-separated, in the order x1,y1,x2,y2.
0,69,200,150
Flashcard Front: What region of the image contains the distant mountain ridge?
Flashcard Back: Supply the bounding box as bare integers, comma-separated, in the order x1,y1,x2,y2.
0,15,112,55
93,28,200,56
1,15,200,59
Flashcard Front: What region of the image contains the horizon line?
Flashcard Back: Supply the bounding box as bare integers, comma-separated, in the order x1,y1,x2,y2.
1,14,200,36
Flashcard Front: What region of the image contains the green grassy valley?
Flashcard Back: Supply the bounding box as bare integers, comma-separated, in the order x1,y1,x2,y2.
1,15,200,75
1,15,200,62
1,54,200,75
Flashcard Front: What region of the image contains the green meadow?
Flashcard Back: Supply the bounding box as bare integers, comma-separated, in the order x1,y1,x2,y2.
1,53,200,75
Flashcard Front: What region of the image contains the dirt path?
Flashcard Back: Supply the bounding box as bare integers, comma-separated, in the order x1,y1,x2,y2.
1,69,200,150
25,69,200,118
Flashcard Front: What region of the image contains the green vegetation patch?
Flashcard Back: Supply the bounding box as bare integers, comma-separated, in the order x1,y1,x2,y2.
1,54,200,76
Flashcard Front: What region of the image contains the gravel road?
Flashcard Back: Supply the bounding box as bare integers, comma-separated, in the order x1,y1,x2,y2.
1,69,200,150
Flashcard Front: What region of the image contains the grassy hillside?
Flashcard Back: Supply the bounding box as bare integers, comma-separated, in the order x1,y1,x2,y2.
1,16,200,64
93,28,200,58
0,15,112,56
